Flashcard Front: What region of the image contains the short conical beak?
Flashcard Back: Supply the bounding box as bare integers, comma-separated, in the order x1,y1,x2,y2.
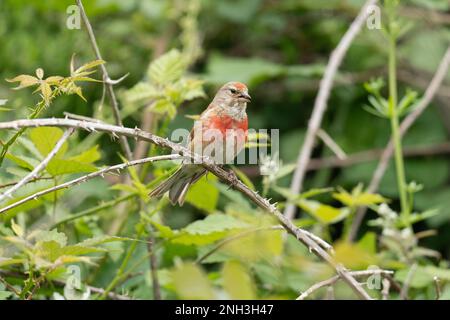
239,92,251,102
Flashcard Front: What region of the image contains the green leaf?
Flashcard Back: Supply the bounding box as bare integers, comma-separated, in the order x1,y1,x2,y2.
30,127,67,158
123,82,161,106
5,153,35,171
357,232,377,254
46,159,97,176
298,199,350,224
78,235,135,247
332,188,387,207
148,49,186,85
35,229,67,247
222,260,256,299
184,214,248,235
171,262,214,299
219,228,283,262
68,145,101,163
395,266,434,289
11,219,24,237
74,59,105,75
172,214,249,245
334,241,378,269
150,98,177,119
185,175,219,213
0,291,12,300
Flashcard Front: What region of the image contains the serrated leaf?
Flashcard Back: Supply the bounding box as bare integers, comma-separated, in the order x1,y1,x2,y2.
35,229,67,247
148,49,186,85
123,82,160,105
30,127,68,158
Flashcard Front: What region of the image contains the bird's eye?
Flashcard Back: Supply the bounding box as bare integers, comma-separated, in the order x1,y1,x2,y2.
229,88,237,94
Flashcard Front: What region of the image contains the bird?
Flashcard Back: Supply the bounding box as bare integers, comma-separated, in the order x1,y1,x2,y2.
149,81,251,205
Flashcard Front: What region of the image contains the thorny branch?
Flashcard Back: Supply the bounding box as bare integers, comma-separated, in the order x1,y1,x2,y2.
0,128,74,203
0,117,372,299
0,154,183,214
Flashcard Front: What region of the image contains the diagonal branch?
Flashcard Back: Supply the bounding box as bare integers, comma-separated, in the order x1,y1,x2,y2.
0,117,372,299
0,128,74,203
349,45,450,241
76,0,133,160
284,0,377,220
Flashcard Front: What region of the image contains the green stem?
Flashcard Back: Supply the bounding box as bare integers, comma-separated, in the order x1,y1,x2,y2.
388,35,409,224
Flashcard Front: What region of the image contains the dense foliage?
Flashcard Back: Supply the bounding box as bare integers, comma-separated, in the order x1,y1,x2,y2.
0,0,449,300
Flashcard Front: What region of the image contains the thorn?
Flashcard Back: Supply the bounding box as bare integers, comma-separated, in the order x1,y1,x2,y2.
104,73,129,85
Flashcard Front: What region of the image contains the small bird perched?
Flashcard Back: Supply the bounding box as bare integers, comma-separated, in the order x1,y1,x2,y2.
149,81,251,205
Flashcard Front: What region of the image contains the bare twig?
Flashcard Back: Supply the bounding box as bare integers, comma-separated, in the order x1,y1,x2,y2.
0,128,74,203
0,154,183,214
76,0,133,160
349,45,450,241
297,270,394,300
284,0,377,220
317,129,347,160
0,117,372,299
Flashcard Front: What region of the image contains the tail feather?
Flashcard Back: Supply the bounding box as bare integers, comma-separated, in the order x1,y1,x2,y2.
149,165,206,206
